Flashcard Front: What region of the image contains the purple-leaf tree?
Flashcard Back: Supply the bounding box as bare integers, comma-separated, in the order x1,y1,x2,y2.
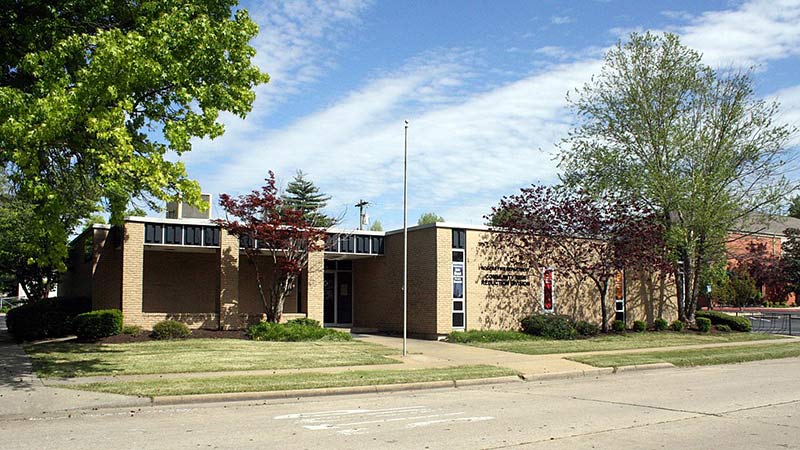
214,172,327,323
489,185,668,332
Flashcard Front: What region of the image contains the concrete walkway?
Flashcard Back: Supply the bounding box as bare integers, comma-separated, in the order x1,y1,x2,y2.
0,314,149,418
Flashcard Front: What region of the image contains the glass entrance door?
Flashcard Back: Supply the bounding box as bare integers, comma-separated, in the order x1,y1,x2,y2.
324,272,335,324
337,272,352,324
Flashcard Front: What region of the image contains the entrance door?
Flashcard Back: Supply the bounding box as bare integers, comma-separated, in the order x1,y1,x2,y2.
337,272,353,324
324,272,335,324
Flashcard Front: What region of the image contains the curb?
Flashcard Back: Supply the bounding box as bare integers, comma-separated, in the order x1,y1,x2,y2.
521,367,614,381
613,362,675,373
151,375,524,406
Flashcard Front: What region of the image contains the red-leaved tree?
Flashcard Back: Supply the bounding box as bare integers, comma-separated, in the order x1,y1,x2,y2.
490,186,669,332
215,172,327,323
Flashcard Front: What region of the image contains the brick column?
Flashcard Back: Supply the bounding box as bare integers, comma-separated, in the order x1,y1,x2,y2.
219,230,241,329
121,222,144,327
305,250,324,324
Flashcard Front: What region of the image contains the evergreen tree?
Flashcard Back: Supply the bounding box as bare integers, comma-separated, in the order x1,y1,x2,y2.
788,195,800,219
282,171,334,227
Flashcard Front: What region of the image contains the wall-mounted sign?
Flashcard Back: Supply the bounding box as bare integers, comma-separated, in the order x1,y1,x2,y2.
543,268,554,313
479,265,530,286
614,270,625,321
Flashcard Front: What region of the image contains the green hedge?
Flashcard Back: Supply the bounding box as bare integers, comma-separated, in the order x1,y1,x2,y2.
574,320,600,337
447,330,534,343
632,320,646,332
653,318,669,331
72,309,123,341
521,314,577,340
6,297,90,342
696,310,751,332
611,320,626,333
696,317,711,333
246,321,352,341
151,320,191,340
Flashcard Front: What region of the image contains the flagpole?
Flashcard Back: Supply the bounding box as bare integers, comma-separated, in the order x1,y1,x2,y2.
403,119,409,357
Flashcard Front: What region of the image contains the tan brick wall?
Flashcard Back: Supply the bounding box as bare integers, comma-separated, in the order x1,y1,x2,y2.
142,250,219,313
58,231,93,298
92,228,122,310
353,227,439,337
121,222,144,327
219,230,241,329
306,250,324,323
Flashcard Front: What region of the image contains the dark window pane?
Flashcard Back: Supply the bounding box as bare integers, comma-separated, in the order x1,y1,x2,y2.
371,237,384,254
165,225,182,244
144,224,162,244
453,300,463,311
184,226,202,246
452,229,466,249
452,312,464,328
324,260,336,270
239,234,254,248
356,235,370,253
337,260,352,270
203,227,220,246
452,250,464,262
325,234,339,251
340,235,354,253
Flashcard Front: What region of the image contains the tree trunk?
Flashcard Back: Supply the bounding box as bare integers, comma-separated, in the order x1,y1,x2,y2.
657,271,666,319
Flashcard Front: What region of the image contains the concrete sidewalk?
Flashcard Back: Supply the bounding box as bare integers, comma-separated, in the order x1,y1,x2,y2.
0,315,149,419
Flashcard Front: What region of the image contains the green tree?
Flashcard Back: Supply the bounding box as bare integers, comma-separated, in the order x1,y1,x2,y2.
282,170,335,227
418,212,444,225
369,220,383,231
559,32,795,322
782,228,800,295
788,196,800,219
0,1,267,298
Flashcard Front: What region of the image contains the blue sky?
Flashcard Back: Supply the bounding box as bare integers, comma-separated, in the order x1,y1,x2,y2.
179,0,800,230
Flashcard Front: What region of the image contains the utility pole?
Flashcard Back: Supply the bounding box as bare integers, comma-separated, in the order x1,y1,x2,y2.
355,199,369,230
403,119,409,357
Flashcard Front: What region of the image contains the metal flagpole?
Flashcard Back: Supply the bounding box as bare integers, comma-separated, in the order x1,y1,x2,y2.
403,120,409,357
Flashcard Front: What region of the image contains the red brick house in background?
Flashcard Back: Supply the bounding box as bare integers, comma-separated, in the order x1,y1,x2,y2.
725,215,800,306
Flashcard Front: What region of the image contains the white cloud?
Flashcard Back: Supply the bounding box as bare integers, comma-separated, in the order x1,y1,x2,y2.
678,0,800,67
187,0,800,228
550,16,575,25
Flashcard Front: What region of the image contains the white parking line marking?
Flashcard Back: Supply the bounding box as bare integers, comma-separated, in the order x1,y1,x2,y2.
405,416,495,429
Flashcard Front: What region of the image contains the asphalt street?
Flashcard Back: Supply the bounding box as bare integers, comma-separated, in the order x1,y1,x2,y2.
2,357,799,449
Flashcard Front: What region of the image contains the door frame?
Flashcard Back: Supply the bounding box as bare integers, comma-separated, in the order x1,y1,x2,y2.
324,268,353,327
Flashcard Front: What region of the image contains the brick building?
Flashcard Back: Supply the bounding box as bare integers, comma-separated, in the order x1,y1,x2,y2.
60,213,678,338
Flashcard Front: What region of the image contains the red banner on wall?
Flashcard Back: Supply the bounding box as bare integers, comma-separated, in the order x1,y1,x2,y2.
543,268,554,312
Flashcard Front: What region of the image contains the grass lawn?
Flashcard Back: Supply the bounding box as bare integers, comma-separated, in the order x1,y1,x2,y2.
26,339,398,378
66,365,517,397
568,341,800,368
453,331,784,355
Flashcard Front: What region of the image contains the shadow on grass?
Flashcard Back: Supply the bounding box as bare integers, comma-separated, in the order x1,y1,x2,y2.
22,341,126,378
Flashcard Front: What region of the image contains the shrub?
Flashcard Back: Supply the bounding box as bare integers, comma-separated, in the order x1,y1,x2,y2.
696,310,752,332
611,320,626,333
447,330,533,343
6,297,90,341
246,321,352,342
286,317,321,328
151,320,191,340
121,325,144,336
670,320,685,332
574,321,600,337
632,320,647,332
653,318,669,331
73,309,123,341
716,324,732,332
696,317,711,333
521,314,577,340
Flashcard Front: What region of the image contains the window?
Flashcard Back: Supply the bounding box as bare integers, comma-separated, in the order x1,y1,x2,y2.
184,226,203,246
203,227,220,246
356,235,370,253
239,234,254,248
325,234,339,252
339,235,354,253
371,236,385,254
165,225,182,244
452,250,464,262
144,224,163,244
452,229,466,249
